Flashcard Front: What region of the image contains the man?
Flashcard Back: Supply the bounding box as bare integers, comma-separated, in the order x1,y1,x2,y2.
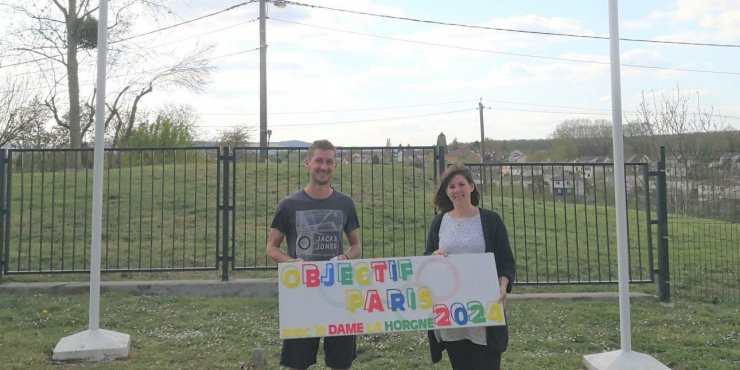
266,139,362,370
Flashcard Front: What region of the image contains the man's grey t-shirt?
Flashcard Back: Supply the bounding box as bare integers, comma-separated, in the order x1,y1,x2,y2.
271,189,359,261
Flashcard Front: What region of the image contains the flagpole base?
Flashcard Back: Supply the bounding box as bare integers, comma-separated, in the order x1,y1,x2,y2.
583,350,670,370
53,329,130,362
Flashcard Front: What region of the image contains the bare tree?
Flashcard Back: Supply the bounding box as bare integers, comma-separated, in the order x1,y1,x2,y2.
107,47,214,147
4,0,213,149
631,86,731,213
0,75,49,147
217,124,255,148
632,86,729,162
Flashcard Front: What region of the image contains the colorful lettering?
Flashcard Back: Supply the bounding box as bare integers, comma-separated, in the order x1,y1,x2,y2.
387,289,405,311
370,261,388,282
329,323,364,335
321,263,334,286
281,265,300,288
346,289,364,313
355,262,369,286
339,263,353,285
364,290,384,312
303,264,320,287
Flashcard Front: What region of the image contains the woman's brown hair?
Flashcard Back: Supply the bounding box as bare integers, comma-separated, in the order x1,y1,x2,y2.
432,163,480,213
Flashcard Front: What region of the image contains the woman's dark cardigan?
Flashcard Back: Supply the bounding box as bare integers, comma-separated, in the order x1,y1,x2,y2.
423,208,516,363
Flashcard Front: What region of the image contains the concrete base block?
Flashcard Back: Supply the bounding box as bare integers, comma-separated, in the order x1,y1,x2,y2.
583,350,670,370
53,329,130,362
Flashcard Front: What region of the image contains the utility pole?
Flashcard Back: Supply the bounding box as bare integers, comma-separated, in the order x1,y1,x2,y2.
478,99,485,163
259,0,268,162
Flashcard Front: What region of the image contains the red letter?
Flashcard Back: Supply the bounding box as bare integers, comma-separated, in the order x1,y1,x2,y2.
364,290,384,312
303,264,320,287
370,261,388,282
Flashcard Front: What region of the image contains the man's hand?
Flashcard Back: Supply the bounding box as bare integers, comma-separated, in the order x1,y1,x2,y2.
431,249,448,257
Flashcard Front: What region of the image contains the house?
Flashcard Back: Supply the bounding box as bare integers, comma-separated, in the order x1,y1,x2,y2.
719,153,740,170
697,180,740,201
343,152,371,164
665,155,692,178
552,171,575,195
625,154,650,163
574,156,611,180
552,170,586,196
507,150,527,163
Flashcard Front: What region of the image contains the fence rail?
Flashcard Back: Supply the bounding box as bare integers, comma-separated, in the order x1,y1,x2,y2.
467,162,653,285
3,145,735,303
662,151,740,303
1,148,221,274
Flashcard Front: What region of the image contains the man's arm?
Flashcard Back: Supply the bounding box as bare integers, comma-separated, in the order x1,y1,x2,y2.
342,228,362,260
266,228,300,263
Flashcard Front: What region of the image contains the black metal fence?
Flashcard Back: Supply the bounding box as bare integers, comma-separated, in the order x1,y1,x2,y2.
660,148,740,303
228,146,437,272
466,162,655,285
0,148,222,274
0,146,702,299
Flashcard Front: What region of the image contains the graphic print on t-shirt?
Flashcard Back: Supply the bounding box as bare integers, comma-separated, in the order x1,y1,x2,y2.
295,209,344,261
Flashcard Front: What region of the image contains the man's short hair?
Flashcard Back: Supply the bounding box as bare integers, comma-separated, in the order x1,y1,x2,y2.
307,139,336,158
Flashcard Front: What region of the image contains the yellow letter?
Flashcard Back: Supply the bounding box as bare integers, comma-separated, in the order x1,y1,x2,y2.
281,265,300,288
486,302,504,322
346,289,364,312
417,286,432,309
355,262,370,286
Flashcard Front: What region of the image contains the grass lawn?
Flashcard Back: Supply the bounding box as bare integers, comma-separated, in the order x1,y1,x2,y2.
1,292,737,369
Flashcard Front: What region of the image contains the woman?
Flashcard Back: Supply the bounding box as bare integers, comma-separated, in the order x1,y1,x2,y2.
424,163,516,370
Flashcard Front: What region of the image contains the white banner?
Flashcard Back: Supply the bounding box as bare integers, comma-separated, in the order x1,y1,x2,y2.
278,253,505,339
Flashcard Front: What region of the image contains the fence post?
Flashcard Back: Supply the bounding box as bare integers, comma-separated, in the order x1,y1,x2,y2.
656,146,670,302
221,147,231,281
436,133,447,179
0,149,5,282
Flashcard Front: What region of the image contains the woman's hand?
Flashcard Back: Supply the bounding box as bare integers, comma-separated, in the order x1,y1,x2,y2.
431,249,448,257
498,276,509,303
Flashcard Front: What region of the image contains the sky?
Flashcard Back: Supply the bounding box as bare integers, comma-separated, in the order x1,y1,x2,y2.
3,0,740,147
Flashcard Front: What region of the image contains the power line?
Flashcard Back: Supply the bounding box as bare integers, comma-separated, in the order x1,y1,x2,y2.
1,46,261,94
280,1,740,48
110,0,258,44
271,18,740,76
211,47,260,60
147,18,260,49
0,0,258,70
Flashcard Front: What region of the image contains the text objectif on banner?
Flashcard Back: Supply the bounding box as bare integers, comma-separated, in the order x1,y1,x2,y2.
278,253,505,339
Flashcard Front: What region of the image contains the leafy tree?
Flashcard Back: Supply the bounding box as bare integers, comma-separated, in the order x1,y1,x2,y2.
527,150,549,162
550,119,612,157
128,116,194,148
550,119,612,139
550,138,578,161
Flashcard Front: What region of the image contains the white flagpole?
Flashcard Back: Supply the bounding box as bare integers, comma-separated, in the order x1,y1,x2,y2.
583,1,672,368
583,0,670,370
53,0,130,360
